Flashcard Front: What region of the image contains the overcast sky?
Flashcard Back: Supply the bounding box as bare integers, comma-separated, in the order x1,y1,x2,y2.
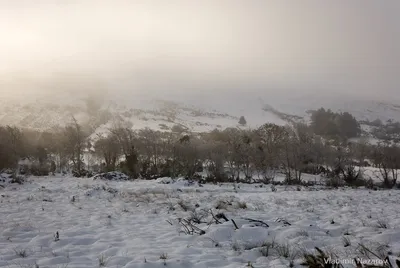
0,0,399,102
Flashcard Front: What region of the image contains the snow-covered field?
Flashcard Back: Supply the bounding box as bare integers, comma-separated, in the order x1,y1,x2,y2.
1,176,400,268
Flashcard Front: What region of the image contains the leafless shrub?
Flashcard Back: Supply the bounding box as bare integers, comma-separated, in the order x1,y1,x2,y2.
54,231,60,241
342,236,351,247
177,199,192,212
98,254,108,267
246,262,255,268
235,201,247,209
189,210,208,224
214,200,229,210
159,253,168,266
259,240,276,257
376,218,389,229
122,206,129,213
232,241,241,252
14,248,28,258
275,243,295,259
302,247,343,268
357,242,390,260
178,218,206,235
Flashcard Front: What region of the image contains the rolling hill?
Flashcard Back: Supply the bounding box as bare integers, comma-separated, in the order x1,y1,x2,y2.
1,89,400,138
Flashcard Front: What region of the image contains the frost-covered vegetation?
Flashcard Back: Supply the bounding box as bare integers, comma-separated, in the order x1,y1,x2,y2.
1,108,400,190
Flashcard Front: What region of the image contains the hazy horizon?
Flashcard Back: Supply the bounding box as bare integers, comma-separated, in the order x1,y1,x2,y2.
1,1,399,103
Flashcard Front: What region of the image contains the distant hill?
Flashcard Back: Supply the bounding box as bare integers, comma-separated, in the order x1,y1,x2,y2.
1,89,400,140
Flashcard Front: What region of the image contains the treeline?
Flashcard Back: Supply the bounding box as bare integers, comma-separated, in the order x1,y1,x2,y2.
1,109,399,188
371,120,400,142
310,108,361,139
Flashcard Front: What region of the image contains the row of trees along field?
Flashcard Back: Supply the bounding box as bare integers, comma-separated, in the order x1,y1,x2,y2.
1,108,399,188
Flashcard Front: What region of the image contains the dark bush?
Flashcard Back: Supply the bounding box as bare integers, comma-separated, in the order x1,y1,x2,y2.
30,164,50,176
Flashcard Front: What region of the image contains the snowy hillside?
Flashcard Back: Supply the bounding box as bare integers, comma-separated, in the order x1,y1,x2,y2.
1,89,400,135
264,93,400,124
0,91,287,133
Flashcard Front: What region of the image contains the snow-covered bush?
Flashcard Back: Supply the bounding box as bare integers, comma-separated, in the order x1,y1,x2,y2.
93,171,131,181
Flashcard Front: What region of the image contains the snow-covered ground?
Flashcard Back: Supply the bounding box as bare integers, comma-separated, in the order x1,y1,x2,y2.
1,176,400,268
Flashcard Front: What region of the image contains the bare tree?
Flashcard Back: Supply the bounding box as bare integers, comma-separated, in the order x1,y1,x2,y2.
222,128,243,182
171,134,203,179
63,117,87,175
110,123,139,177
254,123,287,182
239,131,256,181
282,123,316,184
238,116,247,126
94,134,121,172
324,139,365,186
135,128,169,179
51,128,70,173
110,127,136,157
221,128,255,182
0,126,24,171
373,142,400,188
202,130,228,182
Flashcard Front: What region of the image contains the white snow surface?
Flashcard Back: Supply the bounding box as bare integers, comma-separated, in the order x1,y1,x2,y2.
1,176,400,268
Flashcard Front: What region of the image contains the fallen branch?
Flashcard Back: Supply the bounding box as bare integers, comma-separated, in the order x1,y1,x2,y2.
215,212,229,222
179,219,192,235
231,219,239,230
179,218,206,235
209,209,221,224
275,218,291,226
242,217,269,228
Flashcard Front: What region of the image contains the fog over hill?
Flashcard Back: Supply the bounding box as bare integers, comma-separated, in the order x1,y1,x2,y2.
0,0,399,132
1,73,400,135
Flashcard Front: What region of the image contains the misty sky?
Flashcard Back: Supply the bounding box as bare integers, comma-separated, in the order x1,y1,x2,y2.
0,0,399,102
